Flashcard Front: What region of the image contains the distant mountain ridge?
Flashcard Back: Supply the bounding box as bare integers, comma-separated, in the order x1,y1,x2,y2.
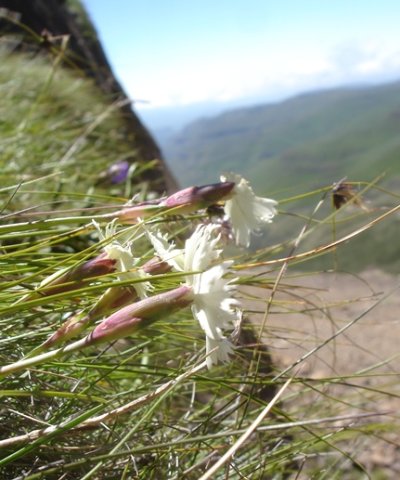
161,81,400,195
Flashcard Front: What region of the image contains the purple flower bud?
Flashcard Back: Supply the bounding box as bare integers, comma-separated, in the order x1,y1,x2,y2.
106,181,235,223
160,181,235,213
40,255,117,296
70,254,117,280
108,160,131,184
40,256,172,349
96,160,131,185
142,256,172,275
86,285,193,345
43,286,138,348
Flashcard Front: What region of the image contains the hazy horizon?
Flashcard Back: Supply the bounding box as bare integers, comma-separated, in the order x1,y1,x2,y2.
138,75,400,134
83,0,400,130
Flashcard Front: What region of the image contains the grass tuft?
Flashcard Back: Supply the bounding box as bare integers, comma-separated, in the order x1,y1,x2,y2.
0,48,399,480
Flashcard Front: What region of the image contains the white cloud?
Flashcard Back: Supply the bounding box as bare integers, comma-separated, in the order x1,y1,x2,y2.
127,40,400,110
327,40,400,79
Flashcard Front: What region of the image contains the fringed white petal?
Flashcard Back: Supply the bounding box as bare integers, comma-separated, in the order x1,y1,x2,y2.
206,336,235,369
93,220,153,299
146,228,184,271
221,173,277,247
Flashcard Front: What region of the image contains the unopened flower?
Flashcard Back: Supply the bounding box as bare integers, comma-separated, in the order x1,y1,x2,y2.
159,182,235,214
42,256,171,350
31,254,117,298
106,181,235,223
42,286,138,348
86,286,192,345
96,159,131,185
220,173,277,247
147,224,240,368
142,255,171,275
105,203,163,224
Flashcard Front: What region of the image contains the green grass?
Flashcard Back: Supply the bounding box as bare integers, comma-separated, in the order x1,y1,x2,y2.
0,48,154,215
0,47,400,479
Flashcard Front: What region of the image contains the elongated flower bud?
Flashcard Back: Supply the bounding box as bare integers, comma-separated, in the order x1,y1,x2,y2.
159,181,235,213
42,311,88,348
108,181,235,223
26,255,117,300
107,204,164,223
41,256,172,350
86,285,193,345
89,286,138,318
142,255,171,275
42,286,138,348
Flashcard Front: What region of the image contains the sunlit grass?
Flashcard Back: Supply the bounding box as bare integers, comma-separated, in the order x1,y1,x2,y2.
0,47,399,480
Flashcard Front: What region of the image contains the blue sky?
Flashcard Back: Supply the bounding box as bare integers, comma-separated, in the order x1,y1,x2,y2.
82,0,400,122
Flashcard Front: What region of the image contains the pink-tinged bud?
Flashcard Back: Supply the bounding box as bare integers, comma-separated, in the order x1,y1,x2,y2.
89,286,138,318
42,311,89,348
43,286,138,348
142,256,172,275
44,256,171,344
40,257,171,349
68,254,117,280
105,182,235,223
86,285,193,345
160,182,235,213
39,255,117,297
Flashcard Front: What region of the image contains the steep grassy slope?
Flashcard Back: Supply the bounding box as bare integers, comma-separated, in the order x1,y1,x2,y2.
0,0,175,193
163,82,400,196
0,50,161,216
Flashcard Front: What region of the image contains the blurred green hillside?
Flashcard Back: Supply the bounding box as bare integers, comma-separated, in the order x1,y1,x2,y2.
0,51,133,199
162,83,400,273
0,0,177,222
163,82,400,196
0,0,175,204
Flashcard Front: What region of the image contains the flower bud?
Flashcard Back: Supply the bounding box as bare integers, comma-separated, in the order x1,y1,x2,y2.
40,256,172,349
108,204,165,223
160,181,235,213
142,256,171,275
106,181,235,223
86,285,193,345
38,255,117,297
42,286,138,348
42,311,88,348
96,159,131,185
88,286,138,318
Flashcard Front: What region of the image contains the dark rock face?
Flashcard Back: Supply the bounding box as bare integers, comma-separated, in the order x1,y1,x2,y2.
0,0,177,192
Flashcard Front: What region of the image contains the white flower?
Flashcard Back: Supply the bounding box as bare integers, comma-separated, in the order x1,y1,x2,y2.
206,336,234,364
145,228,184,272
221,173,277,247
147,224,240,368
93,220,152,299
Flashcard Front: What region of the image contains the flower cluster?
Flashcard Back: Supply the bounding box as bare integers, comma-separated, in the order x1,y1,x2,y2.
147,224,239,368
30,174,277,369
